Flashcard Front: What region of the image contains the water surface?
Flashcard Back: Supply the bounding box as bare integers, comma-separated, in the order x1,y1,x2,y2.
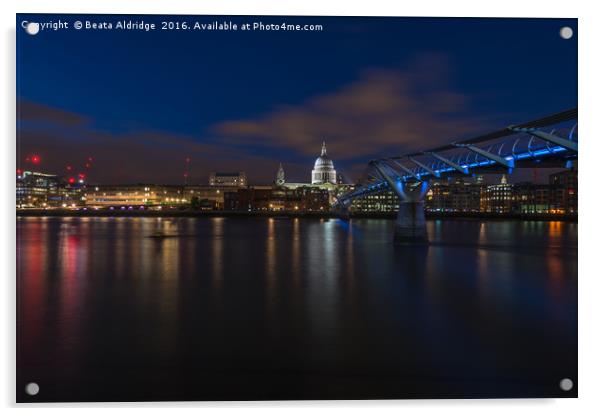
16,217,578,401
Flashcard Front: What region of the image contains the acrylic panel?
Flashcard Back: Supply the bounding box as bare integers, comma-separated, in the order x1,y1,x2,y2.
16,14,578,402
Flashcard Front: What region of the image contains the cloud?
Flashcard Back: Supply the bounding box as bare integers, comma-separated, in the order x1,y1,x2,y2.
213,53,495,163
17,54,503,184
17,106,284,185
18,99,91,127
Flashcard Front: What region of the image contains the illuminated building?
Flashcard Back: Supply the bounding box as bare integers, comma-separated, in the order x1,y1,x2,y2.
84,185,235,209
512,183,553,214
480,175,513,214
84,185,186,207
275,149,349,207
16,170,88,208
349,177,484,214
311,142,337,185
350,190,399,213
549,170,578,214
275,163,285,186
426,178,483,213
209,171,247,187
295,186,331,211
479,172,577,215
15,155,576,216
16,171,60,208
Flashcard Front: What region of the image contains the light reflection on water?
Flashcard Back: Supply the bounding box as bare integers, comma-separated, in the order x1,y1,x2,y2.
16,217,577,401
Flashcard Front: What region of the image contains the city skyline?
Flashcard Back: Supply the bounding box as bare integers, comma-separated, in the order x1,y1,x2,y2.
17,128,576,188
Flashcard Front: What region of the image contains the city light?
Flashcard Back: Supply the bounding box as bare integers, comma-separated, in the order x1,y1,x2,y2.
14,130,576,217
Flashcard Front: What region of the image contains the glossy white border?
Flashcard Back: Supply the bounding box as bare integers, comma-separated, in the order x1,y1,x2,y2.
1,1,599,414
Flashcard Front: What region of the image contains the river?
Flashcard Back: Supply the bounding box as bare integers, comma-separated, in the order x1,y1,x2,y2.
16,217,578,401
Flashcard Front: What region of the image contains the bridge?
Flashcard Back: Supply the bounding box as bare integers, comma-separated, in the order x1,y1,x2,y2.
334,108,578,244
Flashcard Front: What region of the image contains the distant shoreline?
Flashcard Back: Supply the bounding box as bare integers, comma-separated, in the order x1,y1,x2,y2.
16,209,578,222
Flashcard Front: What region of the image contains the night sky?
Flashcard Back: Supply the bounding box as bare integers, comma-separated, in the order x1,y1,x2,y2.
17,14,577,185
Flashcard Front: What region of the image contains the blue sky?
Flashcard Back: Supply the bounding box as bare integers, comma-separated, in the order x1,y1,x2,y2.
17,14,577,184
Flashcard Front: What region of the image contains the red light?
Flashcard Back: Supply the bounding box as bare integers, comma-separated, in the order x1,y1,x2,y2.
31,155,41,164
66,165,72,171
68,177,75,184
16,169,22,175
78,173,86,179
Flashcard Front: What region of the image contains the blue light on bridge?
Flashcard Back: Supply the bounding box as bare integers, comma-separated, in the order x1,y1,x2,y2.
336,144,573,206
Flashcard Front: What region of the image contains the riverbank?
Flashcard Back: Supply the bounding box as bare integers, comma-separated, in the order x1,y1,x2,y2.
17,209,336,219
16,209,577,221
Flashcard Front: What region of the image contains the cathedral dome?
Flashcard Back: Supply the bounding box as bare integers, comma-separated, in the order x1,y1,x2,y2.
314,155,335,170
311,142,337,185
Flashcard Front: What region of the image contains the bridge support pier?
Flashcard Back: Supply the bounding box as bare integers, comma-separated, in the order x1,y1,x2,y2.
394,200,427,244
367,161,430,244
339,204,351,220
391,181,429,245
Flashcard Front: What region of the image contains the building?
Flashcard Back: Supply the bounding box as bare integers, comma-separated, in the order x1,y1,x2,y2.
295,186,331,211
16,163,578,216
185,186,227,210
480,175,514,214
16,171,61,208
349,171,577,216
311,142,337,185
549,170,577,214
223,190,242,210
16,170,89,208
275,163,285,186
225,185,330,212
233,186,273,211
350,190,399,213
84,184,236,209
450,180,483,212
512,182,553,214
276,145,349,206
84,185,186,208
426,178,483,213
209,172,247,187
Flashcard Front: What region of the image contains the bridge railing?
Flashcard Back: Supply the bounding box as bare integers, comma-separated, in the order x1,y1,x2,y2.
335,108,577,206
